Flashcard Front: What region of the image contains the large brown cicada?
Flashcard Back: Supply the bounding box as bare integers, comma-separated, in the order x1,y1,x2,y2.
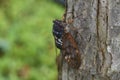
52,20,81,69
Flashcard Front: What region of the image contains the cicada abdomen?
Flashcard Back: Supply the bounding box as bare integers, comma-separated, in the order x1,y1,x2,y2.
62,33,81,69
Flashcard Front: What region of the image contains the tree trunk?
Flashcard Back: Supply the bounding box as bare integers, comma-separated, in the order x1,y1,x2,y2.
57,0,120,80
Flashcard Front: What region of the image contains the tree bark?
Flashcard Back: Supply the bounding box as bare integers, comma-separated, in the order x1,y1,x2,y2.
57,0,120,80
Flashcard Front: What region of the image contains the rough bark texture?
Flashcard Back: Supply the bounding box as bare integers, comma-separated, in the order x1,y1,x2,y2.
58,0,120,80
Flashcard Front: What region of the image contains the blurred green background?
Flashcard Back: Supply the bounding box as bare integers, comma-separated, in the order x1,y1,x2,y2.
0,0,64,80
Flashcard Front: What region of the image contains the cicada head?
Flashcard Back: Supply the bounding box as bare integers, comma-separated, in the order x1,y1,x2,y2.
52,20,65,49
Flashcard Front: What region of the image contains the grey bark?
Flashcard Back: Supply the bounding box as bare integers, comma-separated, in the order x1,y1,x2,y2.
58,0,120,80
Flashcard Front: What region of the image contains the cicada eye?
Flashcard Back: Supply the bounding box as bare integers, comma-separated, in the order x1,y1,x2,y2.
53,30,63,38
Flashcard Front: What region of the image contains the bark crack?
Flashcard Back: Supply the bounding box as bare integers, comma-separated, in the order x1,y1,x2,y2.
96,0,100,73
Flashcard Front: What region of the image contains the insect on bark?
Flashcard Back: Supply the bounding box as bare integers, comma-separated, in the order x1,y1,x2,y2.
52,19,81,69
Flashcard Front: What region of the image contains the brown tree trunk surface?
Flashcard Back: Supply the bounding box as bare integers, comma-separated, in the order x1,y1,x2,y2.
58,0,120,80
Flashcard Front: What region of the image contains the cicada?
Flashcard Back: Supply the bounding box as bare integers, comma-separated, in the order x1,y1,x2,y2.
52,20,81,69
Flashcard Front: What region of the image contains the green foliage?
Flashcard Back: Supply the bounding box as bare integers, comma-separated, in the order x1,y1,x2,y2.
0,0,64,80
